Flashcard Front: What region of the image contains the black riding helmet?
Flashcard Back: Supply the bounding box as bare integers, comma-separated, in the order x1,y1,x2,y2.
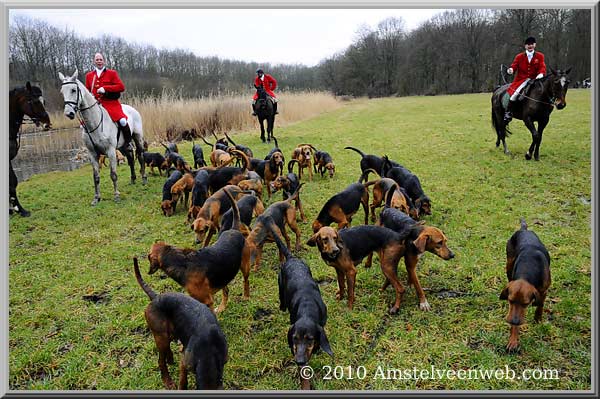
256,68,264,75
524,36,536,45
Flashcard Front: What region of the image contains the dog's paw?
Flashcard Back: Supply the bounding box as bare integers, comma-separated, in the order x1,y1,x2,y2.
419,300,431,311
506,340,520,353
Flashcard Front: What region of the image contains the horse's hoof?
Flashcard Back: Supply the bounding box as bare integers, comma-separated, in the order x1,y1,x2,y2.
130,179,136,185
19,209,31,217
91,198,101,206
142,177,148,185
114,195,121,203
525,152,532,160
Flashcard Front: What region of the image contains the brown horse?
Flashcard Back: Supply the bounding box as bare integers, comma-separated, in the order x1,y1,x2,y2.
253,85,276,143
9,82,51,216
491,68,571,161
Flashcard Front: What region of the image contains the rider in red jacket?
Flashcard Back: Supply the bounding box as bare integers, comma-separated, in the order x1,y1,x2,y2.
85,52,133,152
504,36,547,122
252,68,278,115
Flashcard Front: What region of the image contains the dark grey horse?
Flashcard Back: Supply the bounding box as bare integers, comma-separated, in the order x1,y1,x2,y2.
253,85,276,143
9,82,51,216
491,68,571,161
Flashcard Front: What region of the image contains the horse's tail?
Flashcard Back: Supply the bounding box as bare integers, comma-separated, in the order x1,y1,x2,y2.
272,136,279,149
491,91,512,137
288,159,299,174
491,110,513,136
344,146,366,158
133,257,157,301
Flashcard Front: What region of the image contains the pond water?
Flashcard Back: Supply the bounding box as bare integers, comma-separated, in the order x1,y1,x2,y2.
11,128,87,182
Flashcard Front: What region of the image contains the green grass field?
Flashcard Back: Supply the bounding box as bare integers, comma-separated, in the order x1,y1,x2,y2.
9,90,592,391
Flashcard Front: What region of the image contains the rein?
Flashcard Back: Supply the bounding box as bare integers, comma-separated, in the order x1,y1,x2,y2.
519,77,556,107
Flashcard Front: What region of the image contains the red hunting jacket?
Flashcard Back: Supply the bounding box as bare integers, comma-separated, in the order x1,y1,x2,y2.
507,51,547,96
253,74,277,100
85,68,127,122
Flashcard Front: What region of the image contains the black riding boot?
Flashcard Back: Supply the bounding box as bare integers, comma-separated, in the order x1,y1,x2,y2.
504,100,515,123
274,101,278,115
251,102,257,116
119,123,134,152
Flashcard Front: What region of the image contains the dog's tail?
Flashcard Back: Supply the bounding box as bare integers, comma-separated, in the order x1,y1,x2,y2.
272,136,279,149
263,216,292,261
133,257,157,301
285,182,304,203
200,135,214,147
230,149,249,171
224,131,237,146
224,187,241,231
344,146,366,158
359,168,377,183
384,183,399,209
520,218,528,231
287,159,299,174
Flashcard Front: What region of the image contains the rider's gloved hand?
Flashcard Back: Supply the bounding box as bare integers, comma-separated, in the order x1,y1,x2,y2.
535,73,544,79
97,87,105,94
507,68,514,75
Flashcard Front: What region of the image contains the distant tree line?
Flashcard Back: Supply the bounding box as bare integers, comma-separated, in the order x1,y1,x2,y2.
9,9,591,111
319,9,591,97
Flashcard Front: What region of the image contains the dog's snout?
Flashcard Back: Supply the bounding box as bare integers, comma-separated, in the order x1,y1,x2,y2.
448,251,455,259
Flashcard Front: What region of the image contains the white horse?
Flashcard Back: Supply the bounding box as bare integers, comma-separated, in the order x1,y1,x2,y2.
58,69,147,205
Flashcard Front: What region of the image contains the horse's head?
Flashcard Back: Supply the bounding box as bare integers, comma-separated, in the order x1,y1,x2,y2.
58,69,82,120
256,84,267,100
16,82,51,130
548,67,572,110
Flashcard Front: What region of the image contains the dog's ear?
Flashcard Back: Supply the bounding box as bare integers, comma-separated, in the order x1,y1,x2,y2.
412,233,428,253
500,285,509,300
318,326,334,357
531,290,542,306
307,233,318,247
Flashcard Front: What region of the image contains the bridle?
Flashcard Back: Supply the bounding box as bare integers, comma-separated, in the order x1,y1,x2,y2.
61,80,103,134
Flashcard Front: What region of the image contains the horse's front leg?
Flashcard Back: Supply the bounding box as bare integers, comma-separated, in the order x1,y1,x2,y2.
533,117,549,161
259,118,266,143
523,117,539,161
268,116,274,143
9,161,30,217
106,149,121,202
89,153,103,206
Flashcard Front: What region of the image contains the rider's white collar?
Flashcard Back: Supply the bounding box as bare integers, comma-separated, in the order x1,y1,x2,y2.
95,67,105,77
526,50,534,61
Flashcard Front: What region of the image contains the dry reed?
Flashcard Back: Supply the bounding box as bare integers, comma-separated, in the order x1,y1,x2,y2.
38,90,342,144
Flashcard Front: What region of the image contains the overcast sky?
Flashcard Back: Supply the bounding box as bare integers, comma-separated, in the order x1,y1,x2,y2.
10,8,449,66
